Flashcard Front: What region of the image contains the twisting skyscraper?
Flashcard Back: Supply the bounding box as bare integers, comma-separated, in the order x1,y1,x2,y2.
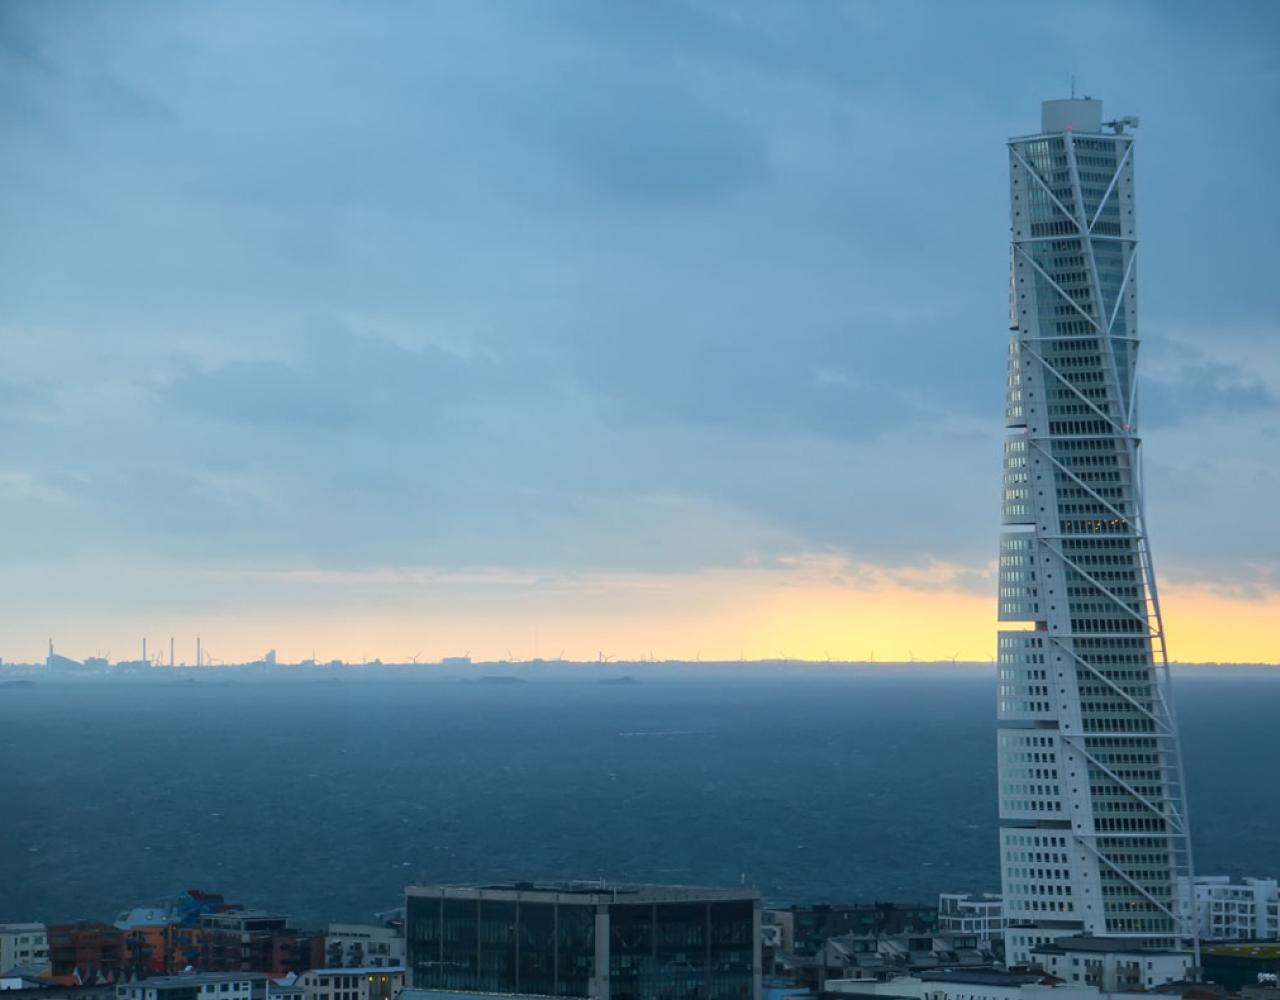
997,98,1196,967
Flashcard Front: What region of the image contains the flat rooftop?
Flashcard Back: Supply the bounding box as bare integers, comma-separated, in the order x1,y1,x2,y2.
1032,936,1183,955
398,991,555,1000
777,902,933,912
125,974,269,987
406,882,759,903
1203,943,1280,958
200,911,288,922
919,971,1047,987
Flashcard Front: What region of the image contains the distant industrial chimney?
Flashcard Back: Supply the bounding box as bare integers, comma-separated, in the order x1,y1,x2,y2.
196,636,202,668
170,637,175,668
142,637,147,664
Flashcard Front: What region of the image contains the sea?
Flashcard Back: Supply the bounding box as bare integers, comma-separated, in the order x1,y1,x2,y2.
0,667,1275,926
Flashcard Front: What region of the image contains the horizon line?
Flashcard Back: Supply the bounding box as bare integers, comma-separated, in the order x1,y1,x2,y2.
9,656,1279,669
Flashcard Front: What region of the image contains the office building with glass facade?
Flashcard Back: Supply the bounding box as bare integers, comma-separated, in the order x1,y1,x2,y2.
404,882,760,1000
997,98,1196,967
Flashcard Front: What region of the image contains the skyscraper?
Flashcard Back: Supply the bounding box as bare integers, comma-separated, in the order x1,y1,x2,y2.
996,98,1196,967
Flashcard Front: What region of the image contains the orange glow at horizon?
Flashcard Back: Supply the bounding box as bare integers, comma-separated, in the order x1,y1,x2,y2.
21,558,1276,666
1157,585,1280,664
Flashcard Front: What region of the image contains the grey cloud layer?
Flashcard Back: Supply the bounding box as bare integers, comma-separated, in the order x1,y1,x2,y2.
1,0,1278,610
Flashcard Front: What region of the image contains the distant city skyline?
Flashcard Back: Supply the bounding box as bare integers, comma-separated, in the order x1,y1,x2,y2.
19,618,1280,670
2,3,1277,666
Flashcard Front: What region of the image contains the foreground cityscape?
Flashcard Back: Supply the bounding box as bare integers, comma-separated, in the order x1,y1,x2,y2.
2,877,1278,1000
5,76,1275,1000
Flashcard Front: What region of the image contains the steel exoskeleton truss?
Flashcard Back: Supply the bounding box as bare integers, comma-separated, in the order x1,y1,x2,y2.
1005,125,1199,963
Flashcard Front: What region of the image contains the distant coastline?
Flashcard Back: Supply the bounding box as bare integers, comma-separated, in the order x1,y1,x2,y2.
0,658,1275,686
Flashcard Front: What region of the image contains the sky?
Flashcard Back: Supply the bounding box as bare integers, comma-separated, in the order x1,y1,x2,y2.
1,1,1278,665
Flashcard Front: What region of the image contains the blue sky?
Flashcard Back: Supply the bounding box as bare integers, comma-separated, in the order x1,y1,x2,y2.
1,1,1277,663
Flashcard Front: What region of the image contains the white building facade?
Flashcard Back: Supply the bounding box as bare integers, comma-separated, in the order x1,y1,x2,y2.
938,895,1005,946
1179,877,1280,941
293,967,404,1000
0,924,48,975
323,926,404,970
1029,937,1190,991
996,97,1196,967
115,973,268,1000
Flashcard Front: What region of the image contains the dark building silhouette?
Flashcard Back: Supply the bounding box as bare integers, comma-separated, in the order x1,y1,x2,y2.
405,882,760,1000
47,923,125,979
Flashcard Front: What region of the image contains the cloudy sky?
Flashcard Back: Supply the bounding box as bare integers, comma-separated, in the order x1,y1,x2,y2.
2,1,1277,664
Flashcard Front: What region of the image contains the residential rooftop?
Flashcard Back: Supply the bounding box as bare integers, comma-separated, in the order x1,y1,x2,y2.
199,911,288,923
919,971,1051,987
115,908,177,929
775,902,934,912
1203,943,1280,958
1032,935,1181,955
122,974,269,987
397,991,556,1000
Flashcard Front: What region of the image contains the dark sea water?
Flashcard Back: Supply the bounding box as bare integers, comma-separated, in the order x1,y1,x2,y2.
0,670,1275,926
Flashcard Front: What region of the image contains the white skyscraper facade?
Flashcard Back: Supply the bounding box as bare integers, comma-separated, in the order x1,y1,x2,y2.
996,98,1196,967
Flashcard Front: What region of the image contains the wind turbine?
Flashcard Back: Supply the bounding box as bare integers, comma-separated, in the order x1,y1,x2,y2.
407,652,422,664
